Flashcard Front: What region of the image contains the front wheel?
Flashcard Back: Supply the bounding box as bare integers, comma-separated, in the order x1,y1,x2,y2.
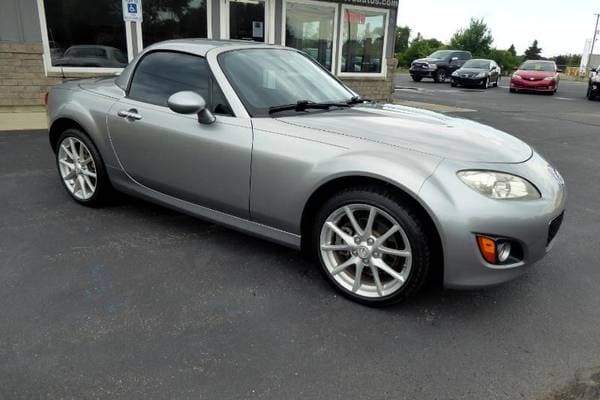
588,85,596,100
481,78,489,89
433,70,447,83
55,129,112,206
313,187,433,306
411,76,422,82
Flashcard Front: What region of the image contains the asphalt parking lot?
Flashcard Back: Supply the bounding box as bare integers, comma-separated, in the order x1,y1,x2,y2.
1,75,600,400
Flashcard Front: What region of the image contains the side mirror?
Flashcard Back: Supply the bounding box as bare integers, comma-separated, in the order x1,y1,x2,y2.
491,66,497,70
513,66,518,71
556,68,563,73
592,68,597,73
450,56,458,62
167,91,216,124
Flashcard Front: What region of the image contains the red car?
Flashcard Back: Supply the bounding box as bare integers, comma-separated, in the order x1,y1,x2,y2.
510,60,561,95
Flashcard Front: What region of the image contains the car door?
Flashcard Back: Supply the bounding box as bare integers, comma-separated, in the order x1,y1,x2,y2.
106,50,252,218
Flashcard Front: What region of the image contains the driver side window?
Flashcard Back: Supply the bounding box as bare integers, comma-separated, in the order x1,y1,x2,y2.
128,51,210,108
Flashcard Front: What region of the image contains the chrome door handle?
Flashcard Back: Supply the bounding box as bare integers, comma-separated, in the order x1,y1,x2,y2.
117,110,142,120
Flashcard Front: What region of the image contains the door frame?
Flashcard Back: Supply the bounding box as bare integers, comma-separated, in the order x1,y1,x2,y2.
219,0,275,44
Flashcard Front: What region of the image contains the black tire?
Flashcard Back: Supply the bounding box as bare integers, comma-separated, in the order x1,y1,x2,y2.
510,88,517,93
433,69,447,83
55,128,112,206
481,78,488,89
588,85,596,100
451,81,457,87
411,76,422,82
312,186,433,307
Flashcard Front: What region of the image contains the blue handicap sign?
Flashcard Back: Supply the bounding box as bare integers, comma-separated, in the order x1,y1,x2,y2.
128,3,137,13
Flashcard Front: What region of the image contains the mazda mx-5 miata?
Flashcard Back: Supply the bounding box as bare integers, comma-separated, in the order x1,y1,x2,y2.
46,40,566,306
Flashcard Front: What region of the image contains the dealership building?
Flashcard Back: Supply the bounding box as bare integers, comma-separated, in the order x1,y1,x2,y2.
0,0,399,110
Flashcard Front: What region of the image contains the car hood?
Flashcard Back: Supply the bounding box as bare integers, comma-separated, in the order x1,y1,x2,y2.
516,70,555,78
456,68,487,74
275,104,532,163
413,57,444,64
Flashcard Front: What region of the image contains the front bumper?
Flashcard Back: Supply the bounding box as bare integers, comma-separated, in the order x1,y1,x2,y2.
452,76,485,86
511,78,557,92
419,151,566,289
410,66,437,78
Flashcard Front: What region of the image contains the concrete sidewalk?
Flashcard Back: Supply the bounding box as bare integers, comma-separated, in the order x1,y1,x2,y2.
0,107,48,131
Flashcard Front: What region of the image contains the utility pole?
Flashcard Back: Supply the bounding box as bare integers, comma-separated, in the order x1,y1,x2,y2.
588,13,600,75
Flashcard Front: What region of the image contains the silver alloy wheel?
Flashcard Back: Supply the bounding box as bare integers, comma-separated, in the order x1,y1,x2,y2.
319,204,413,298
57,137,97,200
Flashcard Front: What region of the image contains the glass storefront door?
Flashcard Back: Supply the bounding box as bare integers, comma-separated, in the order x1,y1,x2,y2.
229,0,266,42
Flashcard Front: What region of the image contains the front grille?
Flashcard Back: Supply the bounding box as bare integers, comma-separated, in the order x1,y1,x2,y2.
547,212,564,245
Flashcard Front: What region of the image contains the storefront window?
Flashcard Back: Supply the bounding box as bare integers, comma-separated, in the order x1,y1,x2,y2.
142,0,208,47
340,8,386,74
229,0,265,42
43,0,127,68
284,1,335,71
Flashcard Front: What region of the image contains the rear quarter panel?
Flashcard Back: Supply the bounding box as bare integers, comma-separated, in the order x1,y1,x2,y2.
47,81,123,169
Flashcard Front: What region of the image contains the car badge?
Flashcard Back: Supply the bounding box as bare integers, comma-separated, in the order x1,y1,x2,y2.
530,77,535,80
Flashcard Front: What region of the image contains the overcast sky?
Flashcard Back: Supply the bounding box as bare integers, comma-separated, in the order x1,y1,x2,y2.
396,0,600,57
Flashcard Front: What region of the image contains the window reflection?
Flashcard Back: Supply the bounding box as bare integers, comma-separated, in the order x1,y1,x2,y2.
341,8,386,73
43,0,127,68
142,0,208,47
285,2,335,71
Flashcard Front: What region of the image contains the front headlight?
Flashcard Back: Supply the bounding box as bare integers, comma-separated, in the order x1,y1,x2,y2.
512,74,521,79
457,170,541,200
476,72,486,78
543,76,555,81
452,71,459,76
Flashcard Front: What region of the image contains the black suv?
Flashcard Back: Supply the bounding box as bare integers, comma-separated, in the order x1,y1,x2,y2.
410,50,472,83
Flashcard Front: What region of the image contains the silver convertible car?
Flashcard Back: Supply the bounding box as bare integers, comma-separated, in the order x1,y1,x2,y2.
46,40,566,306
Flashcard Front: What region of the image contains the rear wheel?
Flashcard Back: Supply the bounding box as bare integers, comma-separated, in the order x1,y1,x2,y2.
313,187,432,306
55,129,112,206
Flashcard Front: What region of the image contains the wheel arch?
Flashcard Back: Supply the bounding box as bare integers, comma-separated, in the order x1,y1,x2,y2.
300,175,444,284
49,118,89,152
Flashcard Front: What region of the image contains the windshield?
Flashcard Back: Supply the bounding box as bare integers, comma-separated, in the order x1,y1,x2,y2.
462,59,490,69
519,61,555,72
428,50,453,60
219,49,354,117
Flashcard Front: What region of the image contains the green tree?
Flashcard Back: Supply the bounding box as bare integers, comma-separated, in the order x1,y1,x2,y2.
523,40,543,60
394,26,411,53
508,44,517,57
396,36,445,67
449,18,493,56
486,48,521,74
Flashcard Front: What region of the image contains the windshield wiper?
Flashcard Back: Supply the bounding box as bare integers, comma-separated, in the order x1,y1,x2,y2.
347,95,371,105
268,100,351,114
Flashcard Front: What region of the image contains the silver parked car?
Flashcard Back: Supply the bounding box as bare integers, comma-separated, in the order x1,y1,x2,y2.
46,40,566,306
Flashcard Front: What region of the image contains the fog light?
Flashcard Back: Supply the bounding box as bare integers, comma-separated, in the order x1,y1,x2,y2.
497,242,512,263
477,236,497,264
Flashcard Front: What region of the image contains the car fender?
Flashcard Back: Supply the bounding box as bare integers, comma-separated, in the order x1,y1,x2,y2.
48,88,120,168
